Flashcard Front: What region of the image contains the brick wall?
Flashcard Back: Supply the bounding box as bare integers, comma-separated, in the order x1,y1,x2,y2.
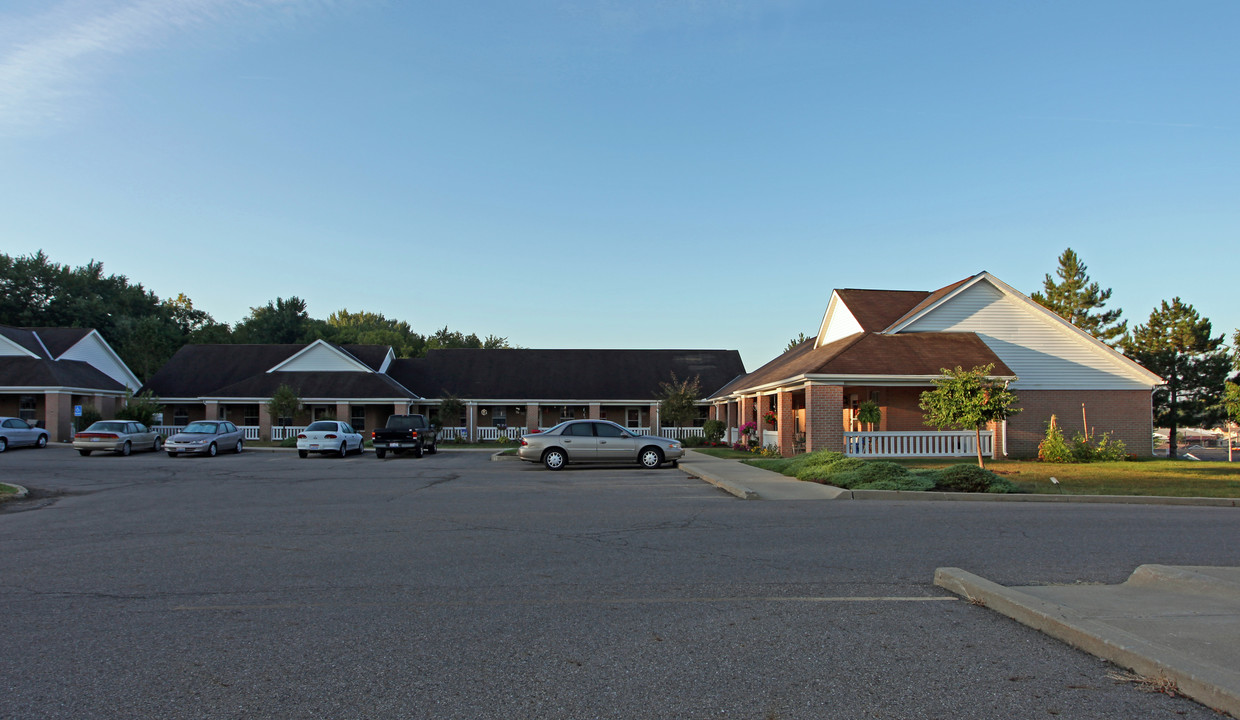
777,390,795,457
1005,389,1154,458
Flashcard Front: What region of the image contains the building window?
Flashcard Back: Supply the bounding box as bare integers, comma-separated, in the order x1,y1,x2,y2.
173,407,189,426
491,407,506,427
18,395,37,423
243,406,259,426
351,406,366,432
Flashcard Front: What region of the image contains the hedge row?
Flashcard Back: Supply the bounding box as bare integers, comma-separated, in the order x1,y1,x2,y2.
749,450,1016,493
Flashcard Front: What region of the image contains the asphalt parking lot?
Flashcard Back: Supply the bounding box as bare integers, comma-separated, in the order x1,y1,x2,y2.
3,445,1240,719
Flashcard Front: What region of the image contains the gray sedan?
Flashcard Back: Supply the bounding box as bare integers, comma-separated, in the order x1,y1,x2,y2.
165,421,245,457
518,420,684,470
0,416,49,453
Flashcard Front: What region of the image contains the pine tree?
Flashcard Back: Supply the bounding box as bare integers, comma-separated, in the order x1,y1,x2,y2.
1122,299,1230,459
1031,248,1127,346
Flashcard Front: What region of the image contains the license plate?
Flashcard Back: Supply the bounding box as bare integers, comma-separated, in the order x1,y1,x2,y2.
92,438,100,442
309,444,319,449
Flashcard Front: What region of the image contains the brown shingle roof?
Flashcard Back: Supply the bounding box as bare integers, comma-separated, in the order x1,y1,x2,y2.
709,332,1013,397
833,290,931,331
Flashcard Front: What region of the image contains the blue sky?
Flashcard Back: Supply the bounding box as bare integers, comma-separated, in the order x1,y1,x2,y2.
2,0,1237,369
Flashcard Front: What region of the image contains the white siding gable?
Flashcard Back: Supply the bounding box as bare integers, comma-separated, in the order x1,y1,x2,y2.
0,334,38,357
899,279,1155,390
58,332,142,390
272,341,371,373
816,293,864,348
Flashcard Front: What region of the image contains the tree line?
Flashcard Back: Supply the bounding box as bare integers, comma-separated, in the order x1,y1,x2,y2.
0,251,513,382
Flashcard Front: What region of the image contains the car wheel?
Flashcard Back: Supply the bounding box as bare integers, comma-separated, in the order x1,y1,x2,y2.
375,448,386,459
543,448,566,470
235,440,244,454
0,437,7,453
298,450,308,459
78,449,92,456
639,447,663,469
120,441,131,457
670,459,679,469
428,443,437,454
413,444,423,458
207,443,217,457
36,434,48,449
338,442,347,458
153,437,163,452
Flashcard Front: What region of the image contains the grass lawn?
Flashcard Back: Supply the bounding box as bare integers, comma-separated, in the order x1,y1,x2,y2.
889,458,1240,498
693,448,1240,498
0,483,17,500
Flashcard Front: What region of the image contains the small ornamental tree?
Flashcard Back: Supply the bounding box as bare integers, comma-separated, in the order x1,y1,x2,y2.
437,393,465,439
857,400,882,431
919,364,1021,469
658,373,701,429
115,390,165,428
267,384,302,441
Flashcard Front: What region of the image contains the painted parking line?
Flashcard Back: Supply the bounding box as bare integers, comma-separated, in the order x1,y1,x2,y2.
174,596,956,611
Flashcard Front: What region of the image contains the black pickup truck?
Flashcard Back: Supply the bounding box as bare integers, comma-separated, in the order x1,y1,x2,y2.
371,414,438,459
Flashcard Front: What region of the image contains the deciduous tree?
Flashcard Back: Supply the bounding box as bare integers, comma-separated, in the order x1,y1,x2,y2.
658,373,701,429
919,364,1020,469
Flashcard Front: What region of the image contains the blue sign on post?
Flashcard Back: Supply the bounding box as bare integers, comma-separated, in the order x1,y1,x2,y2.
74,405,82,417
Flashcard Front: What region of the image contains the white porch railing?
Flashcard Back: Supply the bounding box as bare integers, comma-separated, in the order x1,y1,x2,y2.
271,426,307,441
655,427,706,441
844,431,993,458
761,430,778,448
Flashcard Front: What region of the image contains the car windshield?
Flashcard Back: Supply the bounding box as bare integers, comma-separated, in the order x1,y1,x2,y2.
86,422,128,433
183,422,218,433
305,421,338,431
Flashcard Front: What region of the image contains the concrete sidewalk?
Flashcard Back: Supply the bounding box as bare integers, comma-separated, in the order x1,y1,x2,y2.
936,565,1240,719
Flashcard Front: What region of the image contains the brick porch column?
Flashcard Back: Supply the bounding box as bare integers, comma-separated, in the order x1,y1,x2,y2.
259,404,272,441
204,401,219,422
526,403,540,432
336,402,350,422
777,389,795,457
739,395,754,442
589,403,601,420
726,401,736,442
805,384,844,454
648,403,659,432
45,391,73,442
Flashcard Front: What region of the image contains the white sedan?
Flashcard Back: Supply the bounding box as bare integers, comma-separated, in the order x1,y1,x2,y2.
297,421,364,458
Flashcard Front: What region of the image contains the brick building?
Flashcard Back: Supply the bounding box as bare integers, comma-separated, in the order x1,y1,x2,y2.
708,272,1162,459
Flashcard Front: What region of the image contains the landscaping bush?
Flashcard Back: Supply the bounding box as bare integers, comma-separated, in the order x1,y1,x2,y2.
1039,415,1129,463
795,456,867,483
280,436,298,448
75,405,103,431
702,419,726,444
854,474,937,492
682,435,705,448
933,464,1016,493
827,460,912,489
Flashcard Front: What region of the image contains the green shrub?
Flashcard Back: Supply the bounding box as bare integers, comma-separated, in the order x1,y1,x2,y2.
682,435,705,448
702,419,726,444
854,475,936,491
1038,421,1072,462
115,390,164,427
795,456,866,483
933,464,1016,493
280,436,298,448
828,460,911,489
1093,432,1128,461
75,405,103,431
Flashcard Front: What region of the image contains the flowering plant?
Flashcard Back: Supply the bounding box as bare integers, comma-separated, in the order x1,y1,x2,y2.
761,410,777,428
739,421,757,435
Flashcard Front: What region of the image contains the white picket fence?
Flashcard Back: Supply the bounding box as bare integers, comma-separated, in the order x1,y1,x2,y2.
844,430,993,458
154,425,263,441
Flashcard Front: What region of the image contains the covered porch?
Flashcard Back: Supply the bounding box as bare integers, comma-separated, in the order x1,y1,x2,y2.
711,383,1002,459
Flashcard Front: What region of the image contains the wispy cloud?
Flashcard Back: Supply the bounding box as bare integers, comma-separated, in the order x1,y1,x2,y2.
0,0,335,134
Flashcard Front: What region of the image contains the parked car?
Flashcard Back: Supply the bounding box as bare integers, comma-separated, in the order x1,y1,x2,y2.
165,421,245,457
0,416,49,453
371,414,437,459
297,421,364,458
73,420,163,456
518,420,684,470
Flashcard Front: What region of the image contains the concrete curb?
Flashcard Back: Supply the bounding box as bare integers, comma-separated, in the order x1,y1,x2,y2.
848,489,1240,507
0,482,30,500
935,567,1240,719
677,464,762,500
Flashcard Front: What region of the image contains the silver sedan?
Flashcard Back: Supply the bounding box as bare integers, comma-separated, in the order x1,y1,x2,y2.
165,421,246,457
0,416,49,453
73,420,163,456
518,420,684,471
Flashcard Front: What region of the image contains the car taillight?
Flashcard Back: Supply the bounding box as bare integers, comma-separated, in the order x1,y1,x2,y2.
325,434,337,439
410,430,418,438
520,438,528,446
297,434,307,439
75,432,118,439
371,431,376,439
